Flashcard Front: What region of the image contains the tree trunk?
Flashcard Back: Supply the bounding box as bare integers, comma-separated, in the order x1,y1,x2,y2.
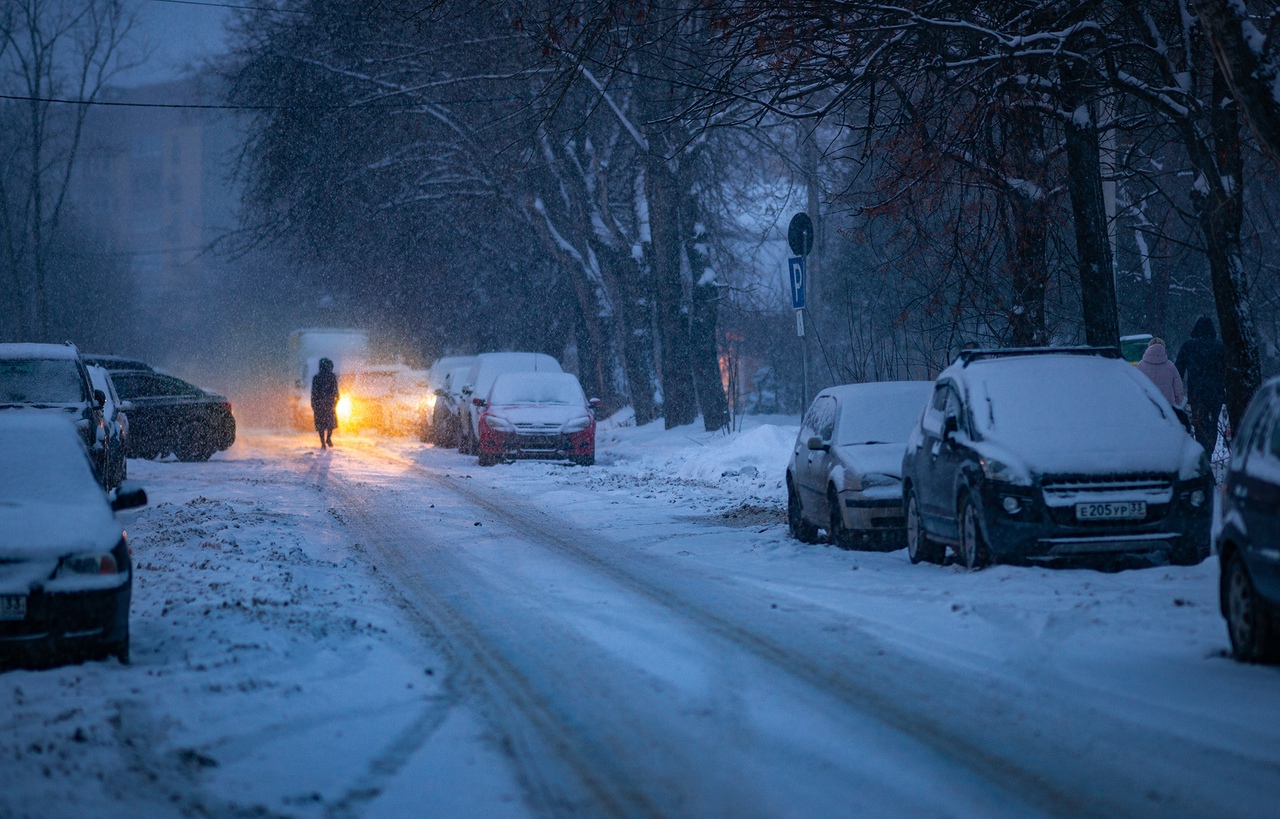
1199,65,1263,429
1199,0,1280,161
1063,70,1119,348
598,243,660,425
646,158,698,428
683,192,729,431
1006,107,1049,347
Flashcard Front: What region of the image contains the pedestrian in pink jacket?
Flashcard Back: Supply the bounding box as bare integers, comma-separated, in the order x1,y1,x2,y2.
1136,338,1186,408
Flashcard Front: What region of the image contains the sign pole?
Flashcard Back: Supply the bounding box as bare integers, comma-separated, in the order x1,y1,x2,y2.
787,212,814,414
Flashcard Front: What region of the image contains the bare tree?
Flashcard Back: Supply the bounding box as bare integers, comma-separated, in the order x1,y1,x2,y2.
0,0,135,341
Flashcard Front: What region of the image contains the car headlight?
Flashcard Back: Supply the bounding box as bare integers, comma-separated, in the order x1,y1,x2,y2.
484,415,514,432
425,394,437,410
981,457,1031,486
561,416,592,433
56,552,121,577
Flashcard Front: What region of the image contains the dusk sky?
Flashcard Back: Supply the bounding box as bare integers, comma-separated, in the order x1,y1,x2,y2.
118,0,233,86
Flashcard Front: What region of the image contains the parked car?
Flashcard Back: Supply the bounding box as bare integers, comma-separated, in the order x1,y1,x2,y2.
87,365,129,488
788,381,934,548
82,354,155,373
0,413,146,666
109,371,236,461
420,355,477,441
344,363,428,435
901,347,1212,568
476,372,598,466
432,365,474,447
0,342,108,486
458,353,563,454
1214,375,1280,663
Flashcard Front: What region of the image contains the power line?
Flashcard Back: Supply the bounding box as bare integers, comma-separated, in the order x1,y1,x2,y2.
146,0,309,14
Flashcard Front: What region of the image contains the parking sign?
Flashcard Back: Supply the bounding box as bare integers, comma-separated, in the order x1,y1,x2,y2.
788,256,806,309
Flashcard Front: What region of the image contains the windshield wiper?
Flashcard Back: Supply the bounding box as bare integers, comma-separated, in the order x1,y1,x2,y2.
847,440,892,446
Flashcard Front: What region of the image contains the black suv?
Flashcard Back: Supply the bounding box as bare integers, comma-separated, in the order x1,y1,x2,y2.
109,370,235,461
0,342,110,486
901,348,1212,568
1215,376,1280,663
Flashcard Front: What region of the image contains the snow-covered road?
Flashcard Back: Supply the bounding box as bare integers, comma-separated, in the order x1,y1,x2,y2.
3,425,1279,818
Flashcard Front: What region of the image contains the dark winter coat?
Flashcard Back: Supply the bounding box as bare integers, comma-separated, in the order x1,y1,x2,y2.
1175,317,1225,408
311,365,339,430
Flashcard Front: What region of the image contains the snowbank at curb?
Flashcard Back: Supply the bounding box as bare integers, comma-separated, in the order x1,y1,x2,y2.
675,424,797,482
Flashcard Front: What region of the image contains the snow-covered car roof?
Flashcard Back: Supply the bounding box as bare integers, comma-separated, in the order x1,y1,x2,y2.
428,355,478,385
0,412,121,559
489,372,586,406
0,342,82,360
465,352,562,393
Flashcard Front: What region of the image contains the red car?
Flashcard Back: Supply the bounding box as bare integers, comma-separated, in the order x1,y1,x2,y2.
475,372,598,466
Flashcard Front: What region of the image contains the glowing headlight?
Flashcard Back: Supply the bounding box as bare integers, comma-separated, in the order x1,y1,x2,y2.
336,395,353,424
561,415,592,433
485,415,514,432
425,393,437,410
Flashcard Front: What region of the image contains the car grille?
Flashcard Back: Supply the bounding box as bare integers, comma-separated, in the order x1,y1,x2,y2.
513,422,562,435
1040,473,1174,524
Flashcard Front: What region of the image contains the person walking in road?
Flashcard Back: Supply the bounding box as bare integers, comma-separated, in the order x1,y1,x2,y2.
311,358,339,449
1137,338,1186,409
1176,316,1227,454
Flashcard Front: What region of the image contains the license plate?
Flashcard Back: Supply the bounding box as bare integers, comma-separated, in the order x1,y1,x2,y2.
0,595,27,621
1076,501,1147,521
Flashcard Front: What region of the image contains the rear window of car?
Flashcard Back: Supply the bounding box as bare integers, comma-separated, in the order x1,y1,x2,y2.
489,373,585,406
113,373,201,399
0,358,86,404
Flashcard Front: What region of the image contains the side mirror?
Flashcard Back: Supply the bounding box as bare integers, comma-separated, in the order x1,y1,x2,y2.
589,398,601,408
461,386,472,394
94,389,107,408
109,482,148,512
807,435,828,451
942,415,959,442
472,397,485,407
119,400,133,412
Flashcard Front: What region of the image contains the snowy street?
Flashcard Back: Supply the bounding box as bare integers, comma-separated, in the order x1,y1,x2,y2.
2,423,1278,818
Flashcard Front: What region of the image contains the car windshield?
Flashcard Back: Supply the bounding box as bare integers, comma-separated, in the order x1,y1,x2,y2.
834,383,933,445
0,358,85,404
968,356,1170,442
489,373,584,406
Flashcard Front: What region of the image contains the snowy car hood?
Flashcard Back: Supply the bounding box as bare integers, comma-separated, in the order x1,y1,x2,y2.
492,404,587,426
977,423,1188,478
834,443,907,479
0,499,122,560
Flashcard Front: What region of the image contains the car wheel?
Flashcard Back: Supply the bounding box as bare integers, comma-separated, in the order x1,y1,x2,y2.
1225,550,1280,663
906,489,943,564
958,496,990,570
828,487,855,549
477,453,498,467
176,442,215,462
787,478,820,544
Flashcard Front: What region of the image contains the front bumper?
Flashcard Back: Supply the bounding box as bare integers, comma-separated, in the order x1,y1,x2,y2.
837,487,905,531
479,427,594,461
0,581,130,662
976,479,1212,562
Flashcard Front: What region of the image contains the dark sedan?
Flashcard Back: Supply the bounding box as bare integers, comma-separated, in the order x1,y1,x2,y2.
109,371,235,461
0,413,145,667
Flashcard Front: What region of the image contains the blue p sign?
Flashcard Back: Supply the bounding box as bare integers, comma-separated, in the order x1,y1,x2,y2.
788,256,806,309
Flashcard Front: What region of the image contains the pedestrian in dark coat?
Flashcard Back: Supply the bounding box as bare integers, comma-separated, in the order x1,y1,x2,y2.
1176,316,1226,453
311,358,339,449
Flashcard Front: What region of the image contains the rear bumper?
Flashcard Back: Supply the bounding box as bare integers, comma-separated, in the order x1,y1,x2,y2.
0,581,130,661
